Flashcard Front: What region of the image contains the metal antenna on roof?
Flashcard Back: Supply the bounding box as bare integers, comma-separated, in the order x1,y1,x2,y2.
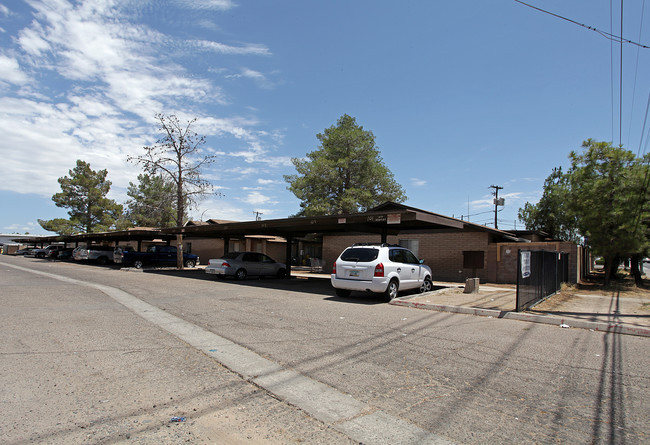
253,211,263,221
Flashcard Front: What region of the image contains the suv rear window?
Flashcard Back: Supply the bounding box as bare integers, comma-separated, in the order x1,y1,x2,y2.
340,247,379,262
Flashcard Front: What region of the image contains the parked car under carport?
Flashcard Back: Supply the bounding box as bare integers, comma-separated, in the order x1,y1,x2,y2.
205,252,286,280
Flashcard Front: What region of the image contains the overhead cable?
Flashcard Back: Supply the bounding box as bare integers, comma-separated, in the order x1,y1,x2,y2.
627,0,646,145
514,0,650,49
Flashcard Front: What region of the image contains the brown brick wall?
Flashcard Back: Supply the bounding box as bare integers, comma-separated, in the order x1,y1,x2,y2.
323,231,491,283
184,237,224,264
183,237,288,266
266,242,287,262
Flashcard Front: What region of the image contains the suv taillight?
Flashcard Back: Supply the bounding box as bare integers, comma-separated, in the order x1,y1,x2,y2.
332,262,337,274
374,263,384,277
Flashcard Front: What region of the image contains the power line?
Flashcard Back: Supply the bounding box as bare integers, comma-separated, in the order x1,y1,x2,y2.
638,93,650,158
609,0,616,142
620,0,624,146
514,0,650,48
626,0,646,146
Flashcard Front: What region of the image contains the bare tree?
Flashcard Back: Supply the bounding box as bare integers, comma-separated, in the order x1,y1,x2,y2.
128,113,218,268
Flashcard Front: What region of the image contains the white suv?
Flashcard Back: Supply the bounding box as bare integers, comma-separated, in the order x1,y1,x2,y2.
331,243,433,301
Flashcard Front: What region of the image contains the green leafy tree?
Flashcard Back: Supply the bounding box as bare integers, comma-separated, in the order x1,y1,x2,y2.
128,114,217,268
37,218,77,236
284,114,406,216
518,167,579,242
125,174,177,228
567,139,649,284
519,139,650,285
38,160,124,235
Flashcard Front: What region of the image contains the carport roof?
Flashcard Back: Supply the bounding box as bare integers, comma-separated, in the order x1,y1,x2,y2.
23,203,524,245
167,202,523,242
14,228,176,245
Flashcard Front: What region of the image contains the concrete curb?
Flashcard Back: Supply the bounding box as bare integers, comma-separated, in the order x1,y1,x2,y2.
390,299,650,338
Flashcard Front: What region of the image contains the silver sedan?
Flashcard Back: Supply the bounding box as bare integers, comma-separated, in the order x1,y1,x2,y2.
205,252,287,280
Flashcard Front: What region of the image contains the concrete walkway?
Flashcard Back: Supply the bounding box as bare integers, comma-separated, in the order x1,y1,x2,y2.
393,283,650,337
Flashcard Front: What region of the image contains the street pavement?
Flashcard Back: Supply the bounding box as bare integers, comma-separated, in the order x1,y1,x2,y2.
2,256,649,444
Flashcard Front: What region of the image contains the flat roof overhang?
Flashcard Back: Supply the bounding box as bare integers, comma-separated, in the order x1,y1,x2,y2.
20,203,522,246
15,229,176,246
165,208,468,239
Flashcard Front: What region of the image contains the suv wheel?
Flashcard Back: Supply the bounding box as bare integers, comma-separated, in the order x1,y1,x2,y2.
419,277,433,293
134,260,144,269
383,279,399,302
184,259,196,268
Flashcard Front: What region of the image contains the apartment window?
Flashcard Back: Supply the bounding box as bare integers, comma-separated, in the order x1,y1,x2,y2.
463,251,485,269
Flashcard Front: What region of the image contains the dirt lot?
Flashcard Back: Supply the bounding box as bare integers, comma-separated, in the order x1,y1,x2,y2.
530,273,650,327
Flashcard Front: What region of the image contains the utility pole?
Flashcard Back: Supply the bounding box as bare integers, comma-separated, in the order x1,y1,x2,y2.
489,185,504,229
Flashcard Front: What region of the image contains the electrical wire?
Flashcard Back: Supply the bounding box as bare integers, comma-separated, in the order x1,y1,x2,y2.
638,93,650,158
620,0,624,147
514,0,650,48
627,0,646,146
609,0,616,141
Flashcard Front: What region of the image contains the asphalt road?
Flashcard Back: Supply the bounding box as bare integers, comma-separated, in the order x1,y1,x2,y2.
1,255,648,444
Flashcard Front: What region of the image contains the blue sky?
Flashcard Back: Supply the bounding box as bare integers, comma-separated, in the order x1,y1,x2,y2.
1,0,649,234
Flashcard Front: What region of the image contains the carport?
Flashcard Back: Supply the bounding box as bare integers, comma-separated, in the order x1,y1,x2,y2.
165,202,521,278
65,229,176,251
15,229,177,251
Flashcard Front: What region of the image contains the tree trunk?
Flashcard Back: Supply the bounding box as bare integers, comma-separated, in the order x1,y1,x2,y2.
631,254,643,287
177,233,184,270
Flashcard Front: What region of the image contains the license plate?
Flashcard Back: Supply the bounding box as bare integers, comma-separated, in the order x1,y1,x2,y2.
349,270,360,277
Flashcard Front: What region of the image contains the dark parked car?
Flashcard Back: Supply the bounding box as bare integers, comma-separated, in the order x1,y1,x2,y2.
33,245,66,258
55,248,75,260
121,245,199,269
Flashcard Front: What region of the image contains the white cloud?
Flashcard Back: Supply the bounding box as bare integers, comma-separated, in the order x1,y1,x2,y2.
224,166,259,175
0,54,29,84
2,222,39,233
191,40,271,56
411,178,427,187
258,178,282,185
243,191,272,205
173,0,236,11
226,68,275,89
193,198,250,222
0,0,294,228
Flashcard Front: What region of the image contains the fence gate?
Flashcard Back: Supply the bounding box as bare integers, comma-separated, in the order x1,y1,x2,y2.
516,250,569,311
